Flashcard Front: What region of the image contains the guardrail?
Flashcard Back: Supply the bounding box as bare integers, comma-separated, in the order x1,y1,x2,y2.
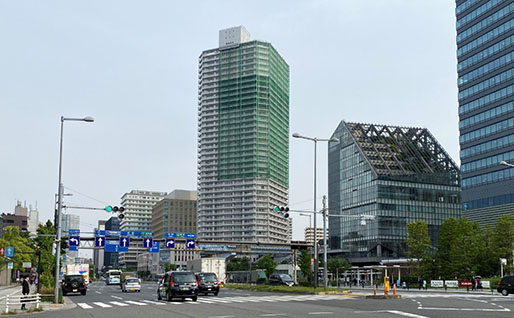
3,294,41,313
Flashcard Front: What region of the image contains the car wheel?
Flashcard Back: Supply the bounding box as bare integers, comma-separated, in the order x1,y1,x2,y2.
502,289,509,296
157,292,162,300
214,291,219,296
81,291,86,296
138,290,140,292
192,296,197,302
167,292,173,302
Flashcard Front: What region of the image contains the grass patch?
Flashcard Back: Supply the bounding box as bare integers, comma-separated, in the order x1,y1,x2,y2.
26,307,43,313
225,284,347,294
1,310,17,315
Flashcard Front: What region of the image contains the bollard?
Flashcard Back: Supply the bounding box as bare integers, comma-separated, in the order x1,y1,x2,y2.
393,283,396,296
374,285,377,296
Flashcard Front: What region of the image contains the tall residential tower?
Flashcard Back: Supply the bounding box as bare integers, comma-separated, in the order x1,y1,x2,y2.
456,0,514,226
197,26,290,242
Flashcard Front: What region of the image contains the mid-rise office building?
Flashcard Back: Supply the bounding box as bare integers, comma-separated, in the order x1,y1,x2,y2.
119,190,167,267
327,121,461,264
304,227,328,245
456,0,514,226
197,26,290,243
152,190,199,270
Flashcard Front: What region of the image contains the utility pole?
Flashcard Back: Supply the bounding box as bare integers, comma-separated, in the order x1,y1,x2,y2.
322,195,328,291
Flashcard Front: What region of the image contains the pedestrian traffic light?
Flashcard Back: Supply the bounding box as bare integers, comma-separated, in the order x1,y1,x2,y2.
273,206,289,218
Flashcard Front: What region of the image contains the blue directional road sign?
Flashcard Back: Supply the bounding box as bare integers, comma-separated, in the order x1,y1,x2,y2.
5,247,14,257
69,236,80,247
165,238,175,249
69,246,78,252
142,237,153,248
105,240,119,253
186,239,196,249
184,233,196,239
119,237,130,248
95,236,106,247
148,241,160,253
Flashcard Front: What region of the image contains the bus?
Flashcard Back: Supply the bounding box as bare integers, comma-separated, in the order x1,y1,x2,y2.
106,269,121,285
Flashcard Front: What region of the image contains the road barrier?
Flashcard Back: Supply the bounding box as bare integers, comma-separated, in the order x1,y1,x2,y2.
3,294,41,313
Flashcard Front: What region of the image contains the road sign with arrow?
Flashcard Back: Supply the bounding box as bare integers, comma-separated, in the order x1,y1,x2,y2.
165,238,175,248
186,239,196,249
95,236,105,247
69,236,80,247
5,247,13,257
142,237,153,248
119,237,130,248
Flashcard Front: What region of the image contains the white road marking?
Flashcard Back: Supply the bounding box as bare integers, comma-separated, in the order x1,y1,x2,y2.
95,291,102,294
141,300,166,305
208,316,235,318
260,314,286,317
386,311,429,318
420,307,510,311
197,299,215,304
109,301,129,307
168,302,183,305
93,302,112,308
124,300,147,306
308,312,333,315
111,295,123,300
77,303,93,309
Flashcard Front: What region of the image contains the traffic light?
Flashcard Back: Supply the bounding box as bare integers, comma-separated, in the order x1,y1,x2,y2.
273,206,289,218
105,206,125,219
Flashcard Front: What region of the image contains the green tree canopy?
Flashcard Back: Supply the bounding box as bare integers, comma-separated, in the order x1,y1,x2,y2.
492,214,514,275
0,226,34,272
327,257,350,277
256,254,277,279
407,221,432,279
297,249,311,282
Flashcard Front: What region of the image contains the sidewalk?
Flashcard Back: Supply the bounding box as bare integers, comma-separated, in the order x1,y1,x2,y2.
343,285,500,296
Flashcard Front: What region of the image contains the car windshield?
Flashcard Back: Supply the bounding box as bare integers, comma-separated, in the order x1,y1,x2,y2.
65,275,83,282
174,273,195,283
126,278,139,284
200,273,217,282
280,274,293,281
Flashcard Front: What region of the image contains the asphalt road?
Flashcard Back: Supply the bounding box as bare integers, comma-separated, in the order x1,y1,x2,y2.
28,282,514,318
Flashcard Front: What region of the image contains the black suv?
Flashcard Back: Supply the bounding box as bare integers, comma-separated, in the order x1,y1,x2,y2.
157,271,198,302
61,275,87,296
497,275,514,296
269,273,296,286
195,272,220,296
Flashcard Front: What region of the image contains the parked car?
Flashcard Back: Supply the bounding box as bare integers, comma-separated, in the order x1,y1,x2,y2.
157,271,198,302
61,275,87,296
195,272,220,296
122,277,141,293
497,275,514,296
269,274,296,287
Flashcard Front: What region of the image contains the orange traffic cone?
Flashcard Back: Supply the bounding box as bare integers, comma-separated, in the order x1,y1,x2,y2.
393,283,397,296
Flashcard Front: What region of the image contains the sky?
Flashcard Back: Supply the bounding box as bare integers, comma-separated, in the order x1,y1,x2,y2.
0,0,459,257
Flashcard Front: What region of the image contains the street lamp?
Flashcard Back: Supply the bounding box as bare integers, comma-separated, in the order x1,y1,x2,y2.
54,116,94,303
292,132,339,289
500,160,514,168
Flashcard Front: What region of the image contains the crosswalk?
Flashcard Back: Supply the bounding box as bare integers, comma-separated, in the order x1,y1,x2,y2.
76,294,351,310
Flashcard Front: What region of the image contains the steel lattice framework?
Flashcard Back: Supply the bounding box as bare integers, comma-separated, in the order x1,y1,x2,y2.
345,122,460,185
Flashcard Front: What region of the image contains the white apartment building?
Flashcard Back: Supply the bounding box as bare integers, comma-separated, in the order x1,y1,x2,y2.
197,26,291,243
119,190,167,268
304,227,329,245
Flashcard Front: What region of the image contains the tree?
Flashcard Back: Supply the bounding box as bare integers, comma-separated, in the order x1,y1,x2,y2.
435,218,458,279
327,257,350,279
407,221,432,279
297,249,312,282
227,257,251,272
475,225,499,278
164,263,176,272
33,220,58,287
492,214,514,274
448,218,481,279
256,254,277,279
0,226,34,271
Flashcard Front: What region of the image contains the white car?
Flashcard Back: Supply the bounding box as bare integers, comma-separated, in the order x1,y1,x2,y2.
122,278,141,292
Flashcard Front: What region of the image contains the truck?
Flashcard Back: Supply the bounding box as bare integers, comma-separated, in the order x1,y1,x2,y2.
187,258,226,283
106,269,122,285
66,264,90,286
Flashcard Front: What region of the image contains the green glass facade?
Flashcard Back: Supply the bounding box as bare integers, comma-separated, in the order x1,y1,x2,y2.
218,41,289,187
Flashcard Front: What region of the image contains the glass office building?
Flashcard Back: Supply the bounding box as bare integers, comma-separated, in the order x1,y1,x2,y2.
457,0,514,226
328,122,461,265
197,26,290,243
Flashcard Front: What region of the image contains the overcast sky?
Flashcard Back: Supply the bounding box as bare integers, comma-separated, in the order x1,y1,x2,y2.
0,0,458,257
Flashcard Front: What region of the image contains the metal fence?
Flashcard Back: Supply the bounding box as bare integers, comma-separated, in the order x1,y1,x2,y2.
3,294,41,313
